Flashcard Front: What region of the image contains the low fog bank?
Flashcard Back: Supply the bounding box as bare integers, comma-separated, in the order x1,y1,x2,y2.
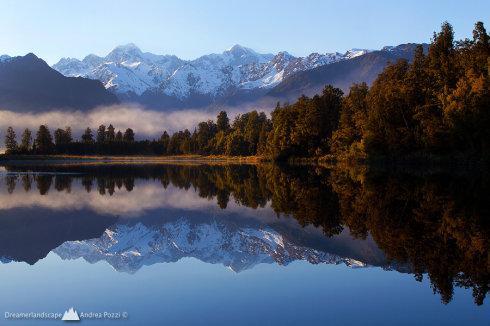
0,102,276,147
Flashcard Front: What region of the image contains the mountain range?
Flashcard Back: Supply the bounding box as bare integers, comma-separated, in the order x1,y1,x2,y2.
0,43,426,112
53,44,371,110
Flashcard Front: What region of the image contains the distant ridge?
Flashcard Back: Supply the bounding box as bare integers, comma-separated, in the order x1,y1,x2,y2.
268,43,429,101
0,53,118,112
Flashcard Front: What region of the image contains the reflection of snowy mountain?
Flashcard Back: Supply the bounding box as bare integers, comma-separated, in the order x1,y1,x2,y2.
0,257,12,263
54,218,367,273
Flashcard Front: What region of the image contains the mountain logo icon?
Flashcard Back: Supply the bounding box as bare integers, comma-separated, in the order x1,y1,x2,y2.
62,307,80,321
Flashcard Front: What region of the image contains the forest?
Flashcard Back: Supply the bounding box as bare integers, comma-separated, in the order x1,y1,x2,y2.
3,21,489,163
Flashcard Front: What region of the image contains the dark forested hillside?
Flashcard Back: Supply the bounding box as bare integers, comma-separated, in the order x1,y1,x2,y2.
331,22,490,163
0,53,118,112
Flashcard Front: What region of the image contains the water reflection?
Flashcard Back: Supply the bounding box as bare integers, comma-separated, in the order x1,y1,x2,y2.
0,163,488,306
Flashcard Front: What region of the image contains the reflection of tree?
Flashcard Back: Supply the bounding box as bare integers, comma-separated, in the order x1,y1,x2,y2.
216,190,229,209
123,178,134,192
330,167,490,306
3,163,488,305
262,164,342,236
107,179,115,196
5,175,17,194
35,175,53,195
97,178,106,195
82,176,93,193
54,175,72,193
21,175,32,192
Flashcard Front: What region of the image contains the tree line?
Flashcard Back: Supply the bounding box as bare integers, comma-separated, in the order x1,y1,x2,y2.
4,124,142,155
3,111,271,156
4,21,489,161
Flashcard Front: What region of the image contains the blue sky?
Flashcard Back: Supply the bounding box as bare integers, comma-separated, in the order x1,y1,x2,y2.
0,0,488,64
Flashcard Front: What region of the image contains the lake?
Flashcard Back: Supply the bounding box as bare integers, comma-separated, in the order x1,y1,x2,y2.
0,163,488,325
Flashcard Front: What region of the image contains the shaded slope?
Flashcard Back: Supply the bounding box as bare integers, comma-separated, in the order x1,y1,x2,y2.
0,53,118,112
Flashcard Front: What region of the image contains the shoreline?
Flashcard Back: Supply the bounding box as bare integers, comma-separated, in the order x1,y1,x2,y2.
0,154,487,173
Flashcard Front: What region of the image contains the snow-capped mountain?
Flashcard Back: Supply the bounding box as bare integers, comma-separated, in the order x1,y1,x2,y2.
53,44,370,104
54,43,184,96
54,218,367,273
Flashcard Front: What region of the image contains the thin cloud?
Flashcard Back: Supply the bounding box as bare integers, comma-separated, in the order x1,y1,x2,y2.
0,105,212,139
0,102,276,146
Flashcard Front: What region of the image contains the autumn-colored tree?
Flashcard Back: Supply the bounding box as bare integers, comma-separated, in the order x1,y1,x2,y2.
330,83,369,159
216,111,230,132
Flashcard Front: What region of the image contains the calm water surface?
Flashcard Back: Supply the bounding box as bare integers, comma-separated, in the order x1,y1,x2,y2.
0,164,488,325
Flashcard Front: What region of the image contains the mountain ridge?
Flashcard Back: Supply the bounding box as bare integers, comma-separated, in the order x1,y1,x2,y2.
267,43,429,101
52,44,372,109
0,53,119,112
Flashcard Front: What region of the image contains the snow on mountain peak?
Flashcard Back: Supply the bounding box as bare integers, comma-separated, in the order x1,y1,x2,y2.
52,44,373,98
344,48,371,59
106,43,144,63
225,44,255,55
82,54,104,66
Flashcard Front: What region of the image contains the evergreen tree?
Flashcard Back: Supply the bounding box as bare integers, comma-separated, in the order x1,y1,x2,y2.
330,83,369,159
5,126,18,154
54,128,67,146
160,131,170,154
428,21,456,89
225,132,248,156
96,125,106,143
82,127,94,144
180,129,192,153
168,131,183,154
216,111,230,132
115,130,123,142
213,131,227,154
65,126,73,143
20,128,32,153
196,121,217,153
123,128,135,143
257,123,271,155
106,124,115,142
35,125,54,154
